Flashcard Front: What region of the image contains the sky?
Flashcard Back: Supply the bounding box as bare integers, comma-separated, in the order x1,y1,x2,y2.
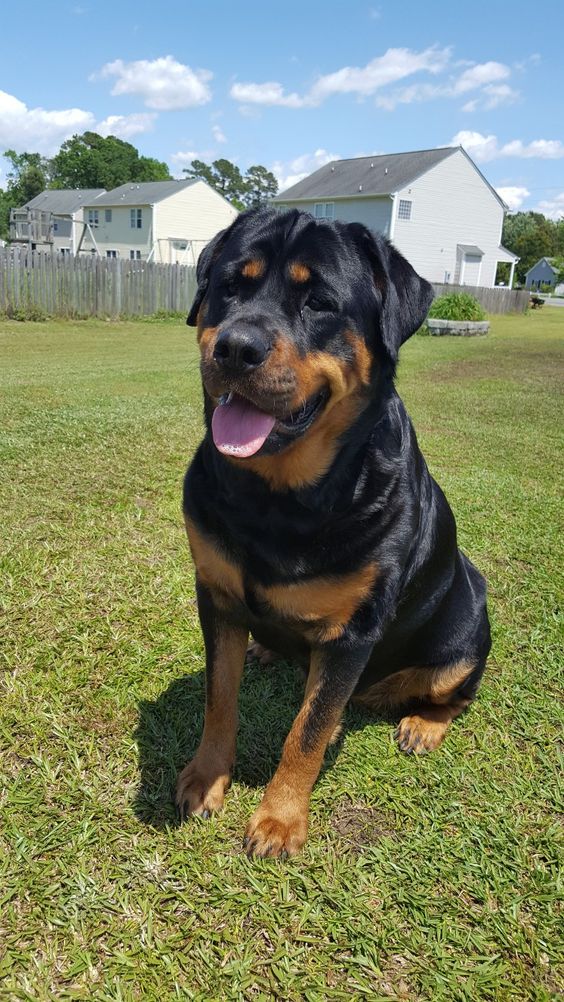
1,0,563,218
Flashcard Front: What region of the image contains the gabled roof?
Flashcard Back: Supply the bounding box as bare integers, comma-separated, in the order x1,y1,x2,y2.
274,147,457,200
525,256,559,276
23,189,105,214
91,179,197,207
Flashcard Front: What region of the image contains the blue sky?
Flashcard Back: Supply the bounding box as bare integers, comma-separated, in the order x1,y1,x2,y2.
1,0,563,217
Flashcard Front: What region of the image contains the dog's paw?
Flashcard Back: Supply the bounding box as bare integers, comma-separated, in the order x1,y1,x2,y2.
395,713,449,754
245,640,279,666
175,758,231,822
243,803,308,858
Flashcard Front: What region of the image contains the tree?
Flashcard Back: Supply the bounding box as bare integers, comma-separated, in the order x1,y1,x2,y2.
0,149,51,240
243,165,278,208
184,158,247,208
182,158,278,210
502,211,559,284
50,132,170,190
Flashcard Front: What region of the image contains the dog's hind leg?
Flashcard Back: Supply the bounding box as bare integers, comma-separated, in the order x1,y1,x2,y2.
354,659,486,754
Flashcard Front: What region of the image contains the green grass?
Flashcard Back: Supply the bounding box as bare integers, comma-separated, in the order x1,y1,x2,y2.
1,310,562,1001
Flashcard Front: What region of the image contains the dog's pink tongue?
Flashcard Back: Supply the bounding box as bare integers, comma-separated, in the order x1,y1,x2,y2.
212,394,276,457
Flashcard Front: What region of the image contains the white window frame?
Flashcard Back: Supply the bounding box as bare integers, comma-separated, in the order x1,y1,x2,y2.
129,249,141,260
314,202,335,220
105,209,112,223
398,199,412,221
88,209,99,228
106,249,118,259
130,208,142,229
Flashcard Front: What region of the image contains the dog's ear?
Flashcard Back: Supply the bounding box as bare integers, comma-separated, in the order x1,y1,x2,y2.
348,223,434,361
187,224,233,327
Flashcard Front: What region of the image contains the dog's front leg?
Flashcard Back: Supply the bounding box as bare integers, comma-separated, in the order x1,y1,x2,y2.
176,583,248,820
244,641,372,857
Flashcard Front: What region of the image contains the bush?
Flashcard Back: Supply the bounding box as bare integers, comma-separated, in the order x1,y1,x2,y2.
427,292,486,322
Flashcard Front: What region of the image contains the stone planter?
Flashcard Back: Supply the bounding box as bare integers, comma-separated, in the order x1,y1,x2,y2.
426,318,490,336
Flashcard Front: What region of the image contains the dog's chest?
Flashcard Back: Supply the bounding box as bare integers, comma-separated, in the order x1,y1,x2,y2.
185,516,377,644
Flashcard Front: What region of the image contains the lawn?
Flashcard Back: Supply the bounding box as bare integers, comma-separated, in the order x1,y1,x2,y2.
1,309,562,1001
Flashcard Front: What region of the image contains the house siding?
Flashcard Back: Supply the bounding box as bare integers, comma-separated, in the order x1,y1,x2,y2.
392,149,504,287
80,205,152,258
80,181,237,261
276,197,393,237
154,181,238,262
525,259,557,289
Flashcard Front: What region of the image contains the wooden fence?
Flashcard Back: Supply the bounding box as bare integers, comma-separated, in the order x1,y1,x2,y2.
0,248,530,319
431,282,529,314
0,248,197,318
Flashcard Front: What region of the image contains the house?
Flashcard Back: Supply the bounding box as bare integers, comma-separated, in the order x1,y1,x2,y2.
9,189,106,253
524,257,561,290
78,179,238,264
273,146,518,290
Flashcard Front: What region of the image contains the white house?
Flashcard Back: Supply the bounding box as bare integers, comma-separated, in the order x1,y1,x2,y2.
79,179,238,264
273,147,518,290
10,189,106,253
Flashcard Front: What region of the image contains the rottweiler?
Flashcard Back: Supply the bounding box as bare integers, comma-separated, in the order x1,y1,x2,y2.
175,207,491,858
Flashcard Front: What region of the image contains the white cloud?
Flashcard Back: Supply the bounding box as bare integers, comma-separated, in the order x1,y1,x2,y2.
453,61,510,94
451,131,564,162
212,124,227,143
96,113,156,139
95,56,212,110
532,192,564,220
230,81,305,108
0,89,94,155
377,60,517,111
496,186,530,211
309,46,450,103
271,148,341,193
231,46,450,110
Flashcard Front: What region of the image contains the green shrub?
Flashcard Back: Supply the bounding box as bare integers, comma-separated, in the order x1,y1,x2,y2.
427,292,486,322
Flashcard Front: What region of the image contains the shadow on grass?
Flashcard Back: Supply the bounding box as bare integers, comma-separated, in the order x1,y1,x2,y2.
133,659,381,831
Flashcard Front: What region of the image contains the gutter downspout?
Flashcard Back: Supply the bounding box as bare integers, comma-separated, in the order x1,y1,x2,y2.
388,194,397,243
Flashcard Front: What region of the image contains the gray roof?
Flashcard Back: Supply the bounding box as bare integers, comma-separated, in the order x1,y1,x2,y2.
23,189,105,214
458,244,484,256
525,256,559,276
91,179,197,206
275,147,457,200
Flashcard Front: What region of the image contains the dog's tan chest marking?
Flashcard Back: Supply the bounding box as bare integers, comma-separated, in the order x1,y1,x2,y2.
256,562,378,641
185,517,244,603
185,516,377,640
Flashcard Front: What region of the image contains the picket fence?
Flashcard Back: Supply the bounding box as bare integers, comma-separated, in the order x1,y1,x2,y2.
431,282,529,314
0,247,529,319
0,248,197,318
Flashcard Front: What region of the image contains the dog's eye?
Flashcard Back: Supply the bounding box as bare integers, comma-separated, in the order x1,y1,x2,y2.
306,295,331,312
224,278,238,298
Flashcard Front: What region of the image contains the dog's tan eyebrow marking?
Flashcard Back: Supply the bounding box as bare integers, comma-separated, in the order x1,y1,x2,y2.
289,262,311,283
241,259,265,279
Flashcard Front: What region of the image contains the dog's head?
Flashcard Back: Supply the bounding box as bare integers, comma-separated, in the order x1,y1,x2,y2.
187,208,432,486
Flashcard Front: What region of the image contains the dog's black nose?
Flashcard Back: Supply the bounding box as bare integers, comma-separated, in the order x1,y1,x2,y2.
213,329,270,373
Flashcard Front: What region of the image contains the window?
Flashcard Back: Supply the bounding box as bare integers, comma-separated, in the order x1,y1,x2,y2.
129,249,141,260
106,249,118,258
105,209,112,223
53,221,59,233
398,199,412,221
130,208,142,229
314,202,335,220
88,209,99,228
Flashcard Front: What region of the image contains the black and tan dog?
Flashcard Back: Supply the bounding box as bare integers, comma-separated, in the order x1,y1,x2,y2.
175,207,490,857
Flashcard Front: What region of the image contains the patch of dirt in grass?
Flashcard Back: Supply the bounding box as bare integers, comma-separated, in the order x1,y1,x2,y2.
331,798,396,851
